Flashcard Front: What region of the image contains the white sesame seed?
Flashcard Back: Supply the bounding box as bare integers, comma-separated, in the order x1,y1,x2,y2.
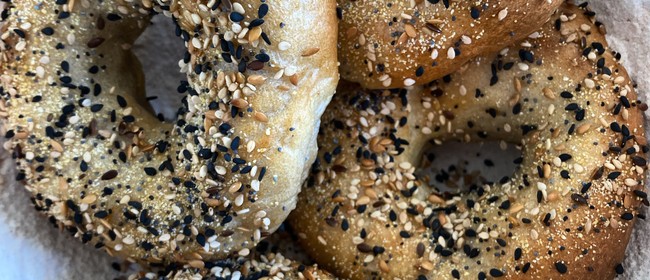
15,41,26,51
235,194,244,206
278,41,291,51
67,34,75,44
461,35,472,45
447,47,456,59
574,164,585,173
553,157,562,167
123,236,135,245
517,63,529,71
403,78,415,86
459,85,467,96
191,38,202,49
431,49,439,60
624,178,638,187
498,9,508,21
251,180,260,191
232,2,244,14
39,56,50,64
284,66,297,76
35,66,45,78
191,13,201,25
238,248,250,256
159,234,171,242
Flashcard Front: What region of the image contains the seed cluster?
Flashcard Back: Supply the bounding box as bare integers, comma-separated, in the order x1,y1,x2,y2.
0,0,337,269
337,0,563,89
292,3,647,279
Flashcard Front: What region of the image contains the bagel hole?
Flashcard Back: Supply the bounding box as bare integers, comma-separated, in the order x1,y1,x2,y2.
133,16,186,121
417,141,522,195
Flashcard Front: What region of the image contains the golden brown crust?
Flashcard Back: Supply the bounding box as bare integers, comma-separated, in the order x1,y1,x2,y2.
338,0,563,89
0,0,338,265
292,3,646,279
131,225,335,280
133,253,334,280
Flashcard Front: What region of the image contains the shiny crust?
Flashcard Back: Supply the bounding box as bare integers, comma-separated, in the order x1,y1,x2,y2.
0,0,338,265
338,0,563,89
292,3,646,279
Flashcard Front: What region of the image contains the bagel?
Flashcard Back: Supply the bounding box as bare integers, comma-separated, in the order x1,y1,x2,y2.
0,0,338,264
133,223,333,279
291,3,647,279
134,251,333,280
160,260,333,280
337,0,564,89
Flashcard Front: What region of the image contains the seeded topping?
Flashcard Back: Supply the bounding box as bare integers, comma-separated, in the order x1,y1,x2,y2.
337,0,564,89
1,0,338,267
291,3,647,279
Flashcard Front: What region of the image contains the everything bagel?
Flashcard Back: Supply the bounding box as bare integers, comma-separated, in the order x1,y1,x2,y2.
337,0,563,89
292,3,647,279
0,0,338,265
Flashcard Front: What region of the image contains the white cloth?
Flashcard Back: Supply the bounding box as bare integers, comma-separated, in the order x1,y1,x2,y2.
0,2,649,279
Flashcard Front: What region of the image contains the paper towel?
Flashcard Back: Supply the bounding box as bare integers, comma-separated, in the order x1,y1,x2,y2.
0,1,648,279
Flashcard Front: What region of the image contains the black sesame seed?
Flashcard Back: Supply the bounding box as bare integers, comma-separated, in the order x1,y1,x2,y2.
555,262,568,274
101,170,118,180
231,136,240,151
522,262,531,273
514,248,522,260
634,190,648,199
470,7,480,19
615,264,625,275
560,91,573,99
255,53,270,63
558,154,572,162
87,37,105,48
13,29,25,38
107,14,122,21
632,156,647,166
116,95,127,108
415,66,424,77
94,211,108,218
90,104,104,112
489,268,504,277
607,171,621,180
196,234,206,246
258,4,269,18
621,212,634,221
249,18,264,28
41,27,55,36
571,193,588,205
144,167,157,176
230,12,244,22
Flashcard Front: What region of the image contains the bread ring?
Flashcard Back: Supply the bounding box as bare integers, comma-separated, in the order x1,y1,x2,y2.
135,252,333,280
129,223,331,279
0,0,338,264
337,0,563,89
160,260,333,280
292,3,647,279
